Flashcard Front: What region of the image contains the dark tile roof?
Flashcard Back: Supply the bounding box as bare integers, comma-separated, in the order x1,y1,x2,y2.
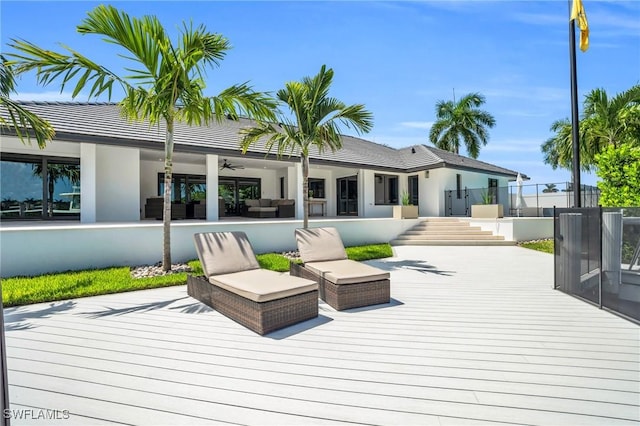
1,102,524,178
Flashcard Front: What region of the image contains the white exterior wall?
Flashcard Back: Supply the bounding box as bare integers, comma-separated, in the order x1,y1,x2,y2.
360,169,401,218
0,218,420,277
95,145,140,222
0,135,80,157
421,167,512,216
80,143,97,223
308,168,334,216
522,193,573,208
463,218,553,241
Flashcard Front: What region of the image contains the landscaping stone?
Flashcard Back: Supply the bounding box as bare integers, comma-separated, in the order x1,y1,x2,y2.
281,250,300,261
130,262,192,279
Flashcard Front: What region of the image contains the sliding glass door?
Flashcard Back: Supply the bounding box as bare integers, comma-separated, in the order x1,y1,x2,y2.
219,177,261,216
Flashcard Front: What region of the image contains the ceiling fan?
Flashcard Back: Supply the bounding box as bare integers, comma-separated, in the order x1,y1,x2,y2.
220,159,244,171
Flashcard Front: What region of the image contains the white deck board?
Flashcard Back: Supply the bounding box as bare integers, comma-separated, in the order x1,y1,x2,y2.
4,245,640,425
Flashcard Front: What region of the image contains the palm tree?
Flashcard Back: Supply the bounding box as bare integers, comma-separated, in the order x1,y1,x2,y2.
239,65,373,228
541,85,640,172
7,5,276,271
541,118,595,172
542,183,559,193
428,92,496,159
0,55,55,148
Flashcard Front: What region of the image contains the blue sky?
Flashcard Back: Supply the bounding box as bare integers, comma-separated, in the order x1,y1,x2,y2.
2,1,639,187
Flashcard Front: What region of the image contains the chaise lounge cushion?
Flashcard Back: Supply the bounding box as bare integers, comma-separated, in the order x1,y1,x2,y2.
305,259,390,285
295,227,348,263
210,269,317,302
194,231,260,276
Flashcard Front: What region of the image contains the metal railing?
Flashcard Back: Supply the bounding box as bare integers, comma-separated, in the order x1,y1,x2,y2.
445,182,600,217
554,207,640,324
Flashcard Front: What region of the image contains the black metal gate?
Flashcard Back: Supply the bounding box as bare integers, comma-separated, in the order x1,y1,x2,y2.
554,207,640,324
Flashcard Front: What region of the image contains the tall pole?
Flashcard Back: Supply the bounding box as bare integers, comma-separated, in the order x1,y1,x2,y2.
569,0,582,207
0,294,10,426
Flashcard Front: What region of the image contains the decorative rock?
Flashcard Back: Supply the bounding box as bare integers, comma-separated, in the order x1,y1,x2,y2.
130,262,192,279
281,250,300,261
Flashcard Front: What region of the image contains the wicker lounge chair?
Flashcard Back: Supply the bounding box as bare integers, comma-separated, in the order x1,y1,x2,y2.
290,227,390,311
188,231,318,335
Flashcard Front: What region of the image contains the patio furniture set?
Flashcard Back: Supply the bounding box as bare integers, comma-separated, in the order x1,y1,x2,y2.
144,197,295,220
244,199,295,218
187,227,391,335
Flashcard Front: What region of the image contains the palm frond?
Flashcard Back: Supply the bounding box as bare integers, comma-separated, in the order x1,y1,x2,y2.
0,97,55,148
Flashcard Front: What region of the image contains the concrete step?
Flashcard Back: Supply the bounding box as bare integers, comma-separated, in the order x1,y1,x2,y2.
394,234,505,241
393,217,511,246
411,223,473,229
390,239,516,246
408,225,482,232
403,229,493,236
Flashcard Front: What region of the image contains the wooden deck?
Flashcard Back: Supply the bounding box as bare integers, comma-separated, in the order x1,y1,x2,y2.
3,246,639,425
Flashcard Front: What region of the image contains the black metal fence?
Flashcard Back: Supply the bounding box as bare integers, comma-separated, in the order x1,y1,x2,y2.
554,207,640,324
445,182,600,217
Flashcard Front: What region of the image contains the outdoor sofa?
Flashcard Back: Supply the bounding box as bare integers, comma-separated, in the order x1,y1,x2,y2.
245,199,295,218
188,231,318,335
290,227,391,311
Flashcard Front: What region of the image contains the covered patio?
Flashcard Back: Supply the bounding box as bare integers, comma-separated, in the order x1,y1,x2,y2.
3,245,639,425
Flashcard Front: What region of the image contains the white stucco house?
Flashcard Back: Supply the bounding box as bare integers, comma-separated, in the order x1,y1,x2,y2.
1,102,526,224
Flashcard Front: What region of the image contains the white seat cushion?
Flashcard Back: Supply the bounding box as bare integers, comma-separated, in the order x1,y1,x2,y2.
305,259,390,285
210,269,317,302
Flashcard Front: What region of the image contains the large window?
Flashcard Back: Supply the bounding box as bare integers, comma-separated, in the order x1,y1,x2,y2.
488,178,498,203
218,177,261,216
1,154,80,220
157,173,206,203
308,178,325,198
374,174,398,205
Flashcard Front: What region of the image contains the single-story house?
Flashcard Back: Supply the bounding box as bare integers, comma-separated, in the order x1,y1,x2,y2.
1,102,525,222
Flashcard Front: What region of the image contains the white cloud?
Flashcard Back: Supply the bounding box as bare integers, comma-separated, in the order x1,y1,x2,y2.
368,134,427,149
484,87,567,103
12,91,78,102
399,121,434,130
483,141,541,153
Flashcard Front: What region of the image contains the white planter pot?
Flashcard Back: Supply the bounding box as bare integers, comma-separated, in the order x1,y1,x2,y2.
471,204,504,218
393,205,419,219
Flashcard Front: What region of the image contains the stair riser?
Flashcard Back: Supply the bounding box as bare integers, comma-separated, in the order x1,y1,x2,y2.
395,235,505,240
390,240,516,246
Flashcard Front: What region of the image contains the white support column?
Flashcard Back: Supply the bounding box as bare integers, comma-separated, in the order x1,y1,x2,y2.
294,163,303,219
206,154,219,221
80,143,97,223
359,169,367,218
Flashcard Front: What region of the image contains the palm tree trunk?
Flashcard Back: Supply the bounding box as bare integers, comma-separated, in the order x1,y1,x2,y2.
162,118,174,272
301,154,309,229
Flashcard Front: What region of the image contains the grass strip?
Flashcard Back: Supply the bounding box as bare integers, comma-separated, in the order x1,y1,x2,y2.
518,239,554,254
2,243,393,307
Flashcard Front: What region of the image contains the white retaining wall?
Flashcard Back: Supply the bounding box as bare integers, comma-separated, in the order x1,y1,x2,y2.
463,217,554,241
0,218,420,277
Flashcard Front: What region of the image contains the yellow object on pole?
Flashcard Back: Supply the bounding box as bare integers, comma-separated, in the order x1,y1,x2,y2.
571,0,589,52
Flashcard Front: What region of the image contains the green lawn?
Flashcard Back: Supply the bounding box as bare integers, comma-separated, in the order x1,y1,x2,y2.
518,239,554,254
2,243,393,307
